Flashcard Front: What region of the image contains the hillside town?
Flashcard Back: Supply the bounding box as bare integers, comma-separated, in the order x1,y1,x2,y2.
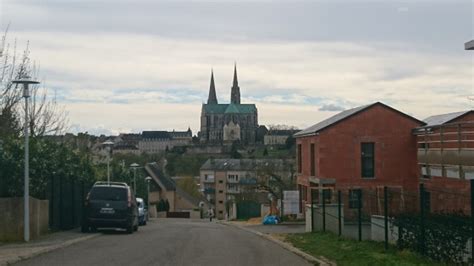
0,2,473,266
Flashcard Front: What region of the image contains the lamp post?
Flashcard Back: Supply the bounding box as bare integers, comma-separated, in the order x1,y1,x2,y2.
130,163,139,193
12,75,40,242
102,141,114,184
145,176,152,210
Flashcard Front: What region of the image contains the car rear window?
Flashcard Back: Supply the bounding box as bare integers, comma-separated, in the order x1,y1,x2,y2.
89,187,127,201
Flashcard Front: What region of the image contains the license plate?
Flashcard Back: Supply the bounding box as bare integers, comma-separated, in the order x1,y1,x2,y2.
100,208,115,214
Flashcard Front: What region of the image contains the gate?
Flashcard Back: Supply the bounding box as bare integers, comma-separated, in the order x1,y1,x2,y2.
236,201,261,220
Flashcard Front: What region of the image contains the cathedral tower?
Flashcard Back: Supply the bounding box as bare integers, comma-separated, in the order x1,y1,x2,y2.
230,64,240,104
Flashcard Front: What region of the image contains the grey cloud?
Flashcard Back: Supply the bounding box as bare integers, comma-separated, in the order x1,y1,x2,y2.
319,104,346,112
3,1,470,52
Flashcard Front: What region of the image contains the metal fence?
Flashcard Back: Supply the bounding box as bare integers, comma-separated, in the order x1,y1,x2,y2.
309,181,474,264
47,176,93,230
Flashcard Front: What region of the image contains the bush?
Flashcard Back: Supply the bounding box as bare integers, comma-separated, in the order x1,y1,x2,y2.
393,212,471,264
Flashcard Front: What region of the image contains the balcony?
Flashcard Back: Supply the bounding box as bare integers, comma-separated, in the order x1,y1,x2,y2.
239,178,257,185
203,187,216,194
415,121,474,179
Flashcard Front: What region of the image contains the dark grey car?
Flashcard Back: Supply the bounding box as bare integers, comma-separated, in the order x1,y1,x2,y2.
82,182,139,234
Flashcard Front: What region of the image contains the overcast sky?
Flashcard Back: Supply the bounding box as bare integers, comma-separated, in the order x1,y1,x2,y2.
1,0,473,135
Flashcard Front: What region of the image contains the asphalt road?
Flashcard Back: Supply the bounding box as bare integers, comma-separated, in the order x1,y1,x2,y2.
15,219,311,266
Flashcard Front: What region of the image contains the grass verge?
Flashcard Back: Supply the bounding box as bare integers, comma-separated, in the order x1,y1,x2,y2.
285,231,444,266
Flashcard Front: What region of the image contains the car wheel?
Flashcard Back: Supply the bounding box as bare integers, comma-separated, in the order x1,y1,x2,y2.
126,224,133,234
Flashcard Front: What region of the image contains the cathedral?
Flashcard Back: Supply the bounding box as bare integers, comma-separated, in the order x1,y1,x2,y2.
199,65,258,144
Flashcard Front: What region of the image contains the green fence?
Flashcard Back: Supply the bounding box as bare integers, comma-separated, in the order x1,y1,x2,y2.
236,201,261,220
47,176,93,230
309,182,474,264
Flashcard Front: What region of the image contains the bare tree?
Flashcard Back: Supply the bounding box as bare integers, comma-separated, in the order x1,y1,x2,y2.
267,124,299,131
0,26,68,137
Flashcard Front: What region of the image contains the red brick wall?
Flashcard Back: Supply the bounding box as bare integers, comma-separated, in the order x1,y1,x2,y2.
297,104,421,196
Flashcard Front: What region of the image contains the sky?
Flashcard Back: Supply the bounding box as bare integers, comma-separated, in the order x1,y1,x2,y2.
0,0,473,136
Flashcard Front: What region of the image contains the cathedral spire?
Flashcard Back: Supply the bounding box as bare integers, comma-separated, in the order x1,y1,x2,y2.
230,63,241,104
207,69,218,104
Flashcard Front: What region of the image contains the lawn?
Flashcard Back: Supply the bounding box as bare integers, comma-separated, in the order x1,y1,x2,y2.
285,232,444,266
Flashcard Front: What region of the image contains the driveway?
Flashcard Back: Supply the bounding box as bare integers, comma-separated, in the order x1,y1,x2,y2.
14,219,311,266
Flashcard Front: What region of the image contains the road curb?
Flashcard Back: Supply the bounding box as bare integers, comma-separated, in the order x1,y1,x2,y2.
218,221,333,266
2,233,99,266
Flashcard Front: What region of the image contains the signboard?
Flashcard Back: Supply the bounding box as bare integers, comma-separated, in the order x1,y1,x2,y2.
283,190,300,215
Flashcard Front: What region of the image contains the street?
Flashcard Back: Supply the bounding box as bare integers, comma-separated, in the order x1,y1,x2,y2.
14,219,311,266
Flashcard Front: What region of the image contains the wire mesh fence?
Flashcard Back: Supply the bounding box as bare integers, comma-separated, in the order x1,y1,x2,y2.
308,181,474,264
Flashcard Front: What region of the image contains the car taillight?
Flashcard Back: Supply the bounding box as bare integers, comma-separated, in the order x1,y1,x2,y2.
128,190,132,207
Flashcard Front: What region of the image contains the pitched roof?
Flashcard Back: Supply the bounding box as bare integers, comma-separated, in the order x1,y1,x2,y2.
225,103,240,114
423,110,473,127
203,103,257,114
142,131,171,139
200,159,294,172
294,102,424,137
145,163,176,191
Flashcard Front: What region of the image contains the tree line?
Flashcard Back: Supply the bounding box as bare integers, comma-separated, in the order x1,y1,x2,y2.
0,27,97,198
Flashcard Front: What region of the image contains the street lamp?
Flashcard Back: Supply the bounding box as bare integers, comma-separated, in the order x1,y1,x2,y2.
145,176,152,210
12,75,40,242
102,140,114,184
130,163,139,193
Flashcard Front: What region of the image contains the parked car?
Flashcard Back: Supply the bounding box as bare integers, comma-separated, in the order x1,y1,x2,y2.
82,181,139,234
136,197,148,225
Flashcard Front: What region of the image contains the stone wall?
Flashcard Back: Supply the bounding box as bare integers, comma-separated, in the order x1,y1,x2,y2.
0,197,49,241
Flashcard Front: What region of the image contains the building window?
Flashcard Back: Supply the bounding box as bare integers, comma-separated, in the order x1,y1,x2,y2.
422,190,431,213
228,174,239,182
219,200,223,204
204,174,208,181
219,180,223,184
297,144,302,173
219,190,223,193
310,143,315,176
349,189,362,209
219,211,223,214
361,142,375,178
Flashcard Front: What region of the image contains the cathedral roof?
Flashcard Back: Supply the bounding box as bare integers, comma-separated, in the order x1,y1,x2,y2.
203,103,256,114
225,103,240,114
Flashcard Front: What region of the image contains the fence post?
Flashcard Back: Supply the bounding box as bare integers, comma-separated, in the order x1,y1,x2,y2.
322,190,326,232
384,186,389,251
419,183,426,255
470,179,474,262
311,189,315,232
338,190,342,236
358,189,362,241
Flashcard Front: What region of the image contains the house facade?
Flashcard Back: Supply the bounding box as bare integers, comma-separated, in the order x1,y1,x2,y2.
294,102,424,213
264,129,299,146
199,159,295,220
414,110,474,213
138,129,192,154
145,163,201,215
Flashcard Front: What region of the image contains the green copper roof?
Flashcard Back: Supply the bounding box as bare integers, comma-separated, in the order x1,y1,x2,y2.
204,104,256,114
225,104,240,114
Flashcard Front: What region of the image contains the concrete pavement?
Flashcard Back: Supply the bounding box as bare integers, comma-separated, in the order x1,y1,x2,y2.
14,219,312,266
0,229,99,266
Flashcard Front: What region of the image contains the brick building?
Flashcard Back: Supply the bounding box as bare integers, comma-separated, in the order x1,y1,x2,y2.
294,102,424,212
414,110,474,213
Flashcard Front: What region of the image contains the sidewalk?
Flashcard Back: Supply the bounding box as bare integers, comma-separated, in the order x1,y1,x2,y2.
0,229,98,266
